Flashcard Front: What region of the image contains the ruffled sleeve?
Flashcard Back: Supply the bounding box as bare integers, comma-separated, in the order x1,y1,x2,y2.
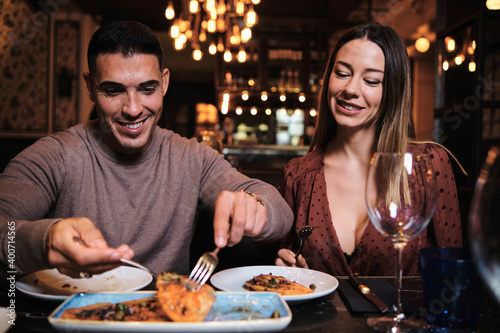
411,143,463,247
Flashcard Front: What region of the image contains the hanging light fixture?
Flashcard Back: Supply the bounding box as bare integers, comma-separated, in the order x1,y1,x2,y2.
486,0,500,10
165,1,175,20
415,37,430,53
165,0,260,62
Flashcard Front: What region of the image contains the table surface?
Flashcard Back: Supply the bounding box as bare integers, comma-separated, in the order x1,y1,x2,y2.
2,276,499,333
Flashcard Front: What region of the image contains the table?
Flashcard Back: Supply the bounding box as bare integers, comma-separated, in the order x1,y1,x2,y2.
2,276,499,333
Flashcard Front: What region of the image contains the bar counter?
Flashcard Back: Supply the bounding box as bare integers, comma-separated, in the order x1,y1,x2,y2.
2,276,499,333
223,144,308,187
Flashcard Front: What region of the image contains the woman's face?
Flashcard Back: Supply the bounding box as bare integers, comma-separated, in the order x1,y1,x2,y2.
328,38,385,131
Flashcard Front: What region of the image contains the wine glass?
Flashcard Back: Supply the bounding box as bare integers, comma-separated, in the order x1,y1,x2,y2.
365,152,437,332
469,145,500,304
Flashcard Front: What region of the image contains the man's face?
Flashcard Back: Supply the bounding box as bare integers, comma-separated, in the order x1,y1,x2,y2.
84,53,169,154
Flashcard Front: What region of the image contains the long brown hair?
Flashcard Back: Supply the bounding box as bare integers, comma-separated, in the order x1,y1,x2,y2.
309,22,415,154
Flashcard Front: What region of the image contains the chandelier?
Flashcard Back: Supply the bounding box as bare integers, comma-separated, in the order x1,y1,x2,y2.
165,0,260,61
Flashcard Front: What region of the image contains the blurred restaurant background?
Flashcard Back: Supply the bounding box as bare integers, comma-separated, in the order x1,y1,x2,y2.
1,0,500,243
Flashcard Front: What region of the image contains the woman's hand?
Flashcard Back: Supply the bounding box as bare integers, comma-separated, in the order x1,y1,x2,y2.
275,248,309,268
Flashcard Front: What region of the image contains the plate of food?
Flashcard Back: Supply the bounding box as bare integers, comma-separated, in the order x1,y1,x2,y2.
48,273,291,332
210,265,338,304
16,267,152,301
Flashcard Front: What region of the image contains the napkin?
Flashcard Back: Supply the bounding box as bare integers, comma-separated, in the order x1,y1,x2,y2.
337,278,418,313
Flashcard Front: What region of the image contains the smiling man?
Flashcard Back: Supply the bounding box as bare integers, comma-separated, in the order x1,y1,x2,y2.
0,21,293,278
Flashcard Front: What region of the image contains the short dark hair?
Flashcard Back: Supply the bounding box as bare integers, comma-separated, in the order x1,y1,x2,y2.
87,21,164,75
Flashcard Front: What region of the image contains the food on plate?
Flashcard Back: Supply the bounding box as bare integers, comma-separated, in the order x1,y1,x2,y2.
244,273,315,295
60,272,216,322
60,297,169,321
156,272,216,322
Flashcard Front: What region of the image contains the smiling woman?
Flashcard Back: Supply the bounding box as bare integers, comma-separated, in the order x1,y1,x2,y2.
276,22,462,279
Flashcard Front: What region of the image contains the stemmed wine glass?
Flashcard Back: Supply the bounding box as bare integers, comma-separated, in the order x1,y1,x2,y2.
469,145,500,304
365,152,437,332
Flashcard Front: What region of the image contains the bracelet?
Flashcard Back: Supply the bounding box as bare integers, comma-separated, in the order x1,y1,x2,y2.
240,190,264,206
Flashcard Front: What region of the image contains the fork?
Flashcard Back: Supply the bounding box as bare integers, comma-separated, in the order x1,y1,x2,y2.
184,247,220,291
295,226,320,259
72,236,160,278
119,258,160,277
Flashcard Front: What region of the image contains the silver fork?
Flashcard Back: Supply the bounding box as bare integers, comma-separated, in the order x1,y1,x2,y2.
295,226,320,259
119,258,159,277
73,237,160,278
184,247,220,291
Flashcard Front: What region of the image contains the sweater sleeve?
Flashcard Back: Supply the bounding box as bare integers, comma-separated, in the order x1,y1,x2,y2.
0,136,67,274
197,144,293,243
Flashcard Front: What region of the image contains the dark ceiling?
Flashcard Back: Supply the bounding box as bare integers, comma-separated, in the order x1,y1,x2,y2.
72,0,368,35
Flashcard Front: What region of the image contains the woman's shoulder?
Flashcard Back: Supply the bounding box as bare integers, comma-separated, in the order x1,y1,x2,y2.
408,141,450,160
407,141,466,176
283,148,324,177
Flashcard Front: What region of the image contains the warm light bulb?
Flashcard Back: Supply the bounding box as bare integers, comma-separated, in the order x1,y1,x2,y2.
280,93,286,102
224,50,232,62
265,108,272,116
230,34,241,45
261,91,268,101
206,0,216,12
309,109,317,117
216,18,226,32
487,0,500,9
445,37,455,52
207,19,216,33
250,107,257,115
223,92,230,101
236,1,245,15
170,25,180,38
165,4,175,20
454,54,464,65
217,40,225,53
237,48,247,62
189,0,199,13
174,37,185,50
221,102,228,115
469,61,476,72
209,42,217,55
415,37,430,53
298,93,306,103
443,60,449,71
241,90,249,101
235,107,243,115
252,0,261,4
241,27,252,43
217,2,226,15
244,6,258,27
193,49,203,61
248,79,255,87
199,30,206,42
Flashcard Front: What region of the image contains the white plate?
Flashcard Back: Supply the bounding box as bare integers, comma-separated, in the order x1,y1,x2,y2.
210,265,338,304
48,291,291,332
0,307,14,333
16,267,152,301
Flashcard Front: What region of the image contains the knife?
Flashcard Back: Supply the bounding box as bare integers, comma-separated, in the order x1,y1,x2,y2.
348,273,389,313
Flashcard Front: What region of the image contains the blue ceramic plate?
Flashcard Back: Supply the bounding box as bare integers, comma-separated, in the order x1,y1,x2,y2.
49,291,291,332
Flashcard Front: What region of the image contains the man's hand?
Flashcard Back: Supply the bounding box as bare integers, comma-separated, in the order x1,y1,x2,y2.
275,248,309,268
213,190,267,248
46,217,134,278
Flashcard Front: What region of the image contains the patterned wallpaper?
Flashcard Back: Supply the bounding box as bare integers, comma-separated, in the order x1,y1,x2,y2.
0,0,79,135
53,21,79,131
0,0,49,133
